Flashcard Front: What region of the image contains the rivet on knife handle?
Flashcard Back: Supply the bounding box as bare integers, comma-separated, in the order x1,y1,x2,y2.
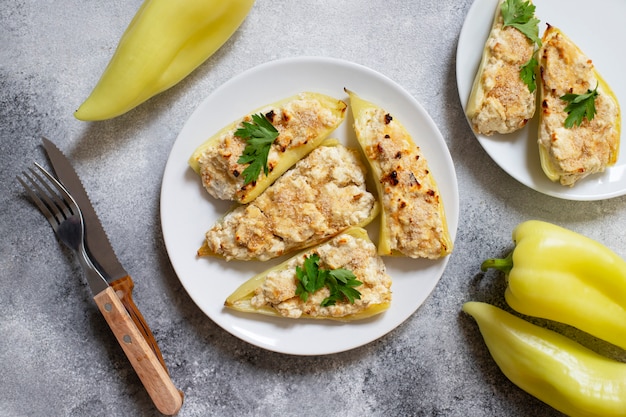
94,286,184,416
111,275,168,372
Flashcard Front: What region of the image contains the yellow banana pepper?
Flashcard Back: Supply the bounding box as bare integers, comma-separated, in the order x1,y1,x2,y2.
75,0,255,121
463,301,626,417
481,220,626,351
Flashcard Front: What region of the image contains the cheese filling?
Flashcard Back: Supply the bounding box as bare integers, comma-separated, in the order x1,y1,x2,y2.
204,145,377,261
467,3,536,135
197,95,344,201
356,107,451,259
250,232,392,319
538,27,620,186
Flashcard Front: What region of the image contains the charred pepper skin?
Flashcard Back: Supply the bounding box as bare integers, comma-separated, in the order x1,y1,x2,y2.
463,301,626,417
75,0,255,121
481,220,626,351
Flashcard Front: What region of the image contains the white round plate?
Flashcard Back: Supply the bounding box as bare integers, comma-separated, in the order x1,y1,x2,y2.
161,57,459,355
457,0,626,200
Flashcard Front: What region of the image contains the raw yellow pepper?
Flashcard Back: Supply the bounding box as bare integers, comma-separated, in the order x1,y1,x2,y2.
75,0,255,121
463,301,626,417
481,220,626,350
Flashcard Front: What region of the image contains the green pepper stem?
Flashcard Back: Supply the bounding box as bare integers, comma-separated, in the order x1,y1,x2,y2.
481,252,513,274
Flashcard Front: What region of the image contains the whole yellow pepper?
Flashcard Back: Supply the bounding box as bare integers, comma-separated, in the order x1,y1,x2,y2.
75,0,255,121
463,301,626,417
481,220,626,350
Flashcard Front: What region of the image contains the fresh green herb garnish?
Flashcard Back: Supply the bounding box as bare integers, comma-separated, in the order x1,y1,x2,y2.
295,254,362,307
235,113,279,185
520,57,538,93
501,0,541,47
560,85,599,128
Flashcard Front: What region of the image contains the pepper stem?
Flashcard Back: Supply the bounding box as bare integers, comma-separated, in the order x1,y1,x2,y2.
480,252,513,274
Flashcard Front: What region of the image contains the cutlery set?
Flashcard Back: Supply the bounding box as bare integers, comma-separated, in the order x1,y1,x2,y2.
18,138,183,416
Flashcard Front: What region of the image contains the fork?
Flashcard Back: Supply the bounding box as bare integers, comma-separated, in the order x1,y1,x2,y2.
17,162,109,294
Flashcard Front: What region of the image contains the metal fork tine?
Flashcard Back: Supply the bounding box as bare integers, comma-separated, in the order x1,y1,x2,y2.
18,162,79,232
18,171,59,227
35,163,80,217
31,163,74,219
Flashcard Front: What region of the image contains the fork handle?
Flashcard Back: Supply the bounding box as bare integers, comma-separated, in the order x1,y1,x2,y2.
110,276,168,372
94,286,184,416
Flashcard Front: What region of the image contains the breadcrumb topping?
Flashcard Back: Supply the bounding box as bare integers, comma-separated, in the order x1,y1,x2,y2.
467,5,536,135
204,145,377,261
251,232,392,319
197,94,344,201
538,26,620,186
355,107,451,259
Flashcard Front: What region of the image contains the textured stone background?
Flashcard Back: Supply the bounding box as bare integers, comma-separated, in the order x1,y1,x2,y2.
2,1,625,416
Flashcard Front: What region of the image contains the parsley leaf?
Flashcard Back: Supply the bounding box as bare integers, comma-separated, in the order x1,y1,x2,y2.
560,85,599,128
501,0,541,47
235,113,279,185
520,57,538,93
295,254,362,306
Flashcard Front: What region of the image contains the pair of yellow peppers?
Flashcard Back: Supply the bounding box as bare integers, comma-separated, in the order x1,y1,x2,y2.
465,220,626,417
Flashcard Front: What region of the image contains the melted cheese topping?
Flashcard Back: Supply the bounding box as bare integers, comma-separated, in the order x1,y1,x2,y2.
204,145,377,261
197,94,344,201
250,232,392,319
538,27,620,186
355,108,451,259
467,3,536,135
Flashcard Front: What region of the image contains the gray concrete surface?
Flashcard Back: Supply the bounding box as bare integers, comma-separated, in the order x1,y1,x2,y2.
2,1,624,416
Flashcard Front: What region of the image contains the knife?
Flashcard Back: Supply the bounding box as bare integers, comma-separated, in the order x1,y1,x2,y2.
41,137,183,415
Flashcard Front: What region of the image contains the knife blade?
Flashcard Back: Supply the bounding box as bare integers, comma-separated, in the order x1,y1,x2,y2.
43,138,126,281
41,137,183,415
42,137,165,361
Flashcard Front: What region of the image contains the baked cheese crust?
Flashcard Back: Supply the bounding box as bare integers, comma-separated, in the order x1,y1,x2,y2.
200,143,378,261
348,90,453,259
225,228,392,320
538,25,621,186
466,0,537,136
189,92,347,204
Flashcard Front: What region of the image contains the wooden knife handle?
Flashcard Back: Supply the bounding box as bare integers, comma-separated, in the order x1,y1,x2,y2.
94,286,183,415
110,276,168,372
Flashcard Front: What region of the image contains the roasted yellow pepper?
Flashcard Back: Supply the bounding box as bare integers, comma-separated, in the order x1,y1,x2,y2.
75,0,254,121
537,26,621,186
481,220,626,350
463,301,626,417
346,89,453,259
189,93,347,204
225,228,391,321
